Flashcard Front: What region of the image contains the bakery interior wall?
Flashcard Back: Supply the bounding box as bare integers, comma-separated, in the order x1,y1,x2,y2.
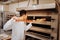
8,0,55,14
0,4,3,32
0,5,3,12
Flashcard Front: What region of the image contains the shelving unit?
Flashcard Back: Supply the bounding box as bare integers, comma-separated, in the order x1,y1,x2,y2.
25,9,58,40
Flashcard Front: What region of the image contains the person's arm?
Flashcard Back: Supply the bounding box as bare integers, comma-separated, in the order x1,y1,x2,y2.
25,23,32,31
3,18,15,31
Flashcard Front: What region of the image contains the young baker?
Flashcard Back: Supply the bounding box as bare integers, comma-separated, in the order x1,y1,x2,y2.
3,10,32,40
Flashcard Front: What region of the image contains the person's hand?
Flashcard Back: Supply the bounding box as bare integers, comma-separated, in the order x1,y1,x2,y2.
12,16,17,20
26,20,33,23
12,16,20,22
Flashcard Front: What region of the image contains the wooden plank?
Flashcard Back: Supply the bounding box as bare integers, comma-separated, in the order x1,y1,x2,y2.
29,26,51,34
32,21,51,25
25,32,49,40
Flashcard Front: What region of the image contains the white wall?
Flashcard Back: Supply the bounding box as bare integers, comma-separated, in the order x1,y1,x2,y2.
3,5,9,12
9,1,28,14
0,5,3,12
9,0,55,14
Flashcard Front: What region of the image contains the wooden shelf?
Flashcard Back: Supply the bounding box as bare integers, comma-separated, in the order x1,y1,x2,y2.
29,26,51,34
25,32,49,40
31,21,51,25
27,15,51,17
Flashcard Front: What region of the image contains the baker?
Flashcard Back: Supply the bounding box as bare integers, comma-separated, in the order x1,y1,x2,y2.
3,10,32,40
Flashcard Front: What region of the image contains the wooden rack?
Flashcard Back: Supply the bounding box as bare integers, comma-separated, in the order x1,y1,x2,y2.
25,9,58,40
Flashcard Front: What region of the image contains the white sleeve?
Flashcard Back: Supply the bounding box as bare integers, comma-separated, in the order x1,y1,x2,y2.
25,23,32,31
3,18,15,31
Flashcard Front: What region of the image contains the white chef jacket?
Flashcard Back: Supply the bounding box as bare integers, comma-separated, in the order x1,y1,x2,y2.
3,18,32,40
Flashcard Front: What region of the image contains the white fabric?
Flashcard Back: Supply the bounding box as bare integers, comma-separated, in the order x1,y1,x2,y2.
25,23,32,31
3,18,15,31
3,18,32,40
